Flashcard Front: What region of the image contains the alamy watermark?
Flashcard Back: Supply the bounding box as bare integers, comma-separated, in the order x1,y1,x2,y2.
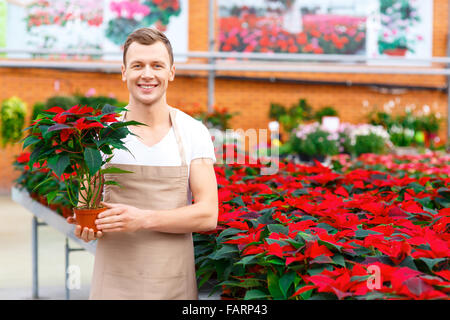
366,265,381,290
208,125,280,175
66,265,81,290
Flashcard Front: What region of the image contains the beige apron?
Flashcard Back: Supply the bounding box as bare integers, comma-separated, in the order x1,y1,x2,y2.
89,107,198,300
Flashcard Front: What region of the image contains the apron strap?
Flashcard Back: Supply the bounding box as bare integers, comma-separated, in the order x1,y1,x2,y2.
169,106,187,166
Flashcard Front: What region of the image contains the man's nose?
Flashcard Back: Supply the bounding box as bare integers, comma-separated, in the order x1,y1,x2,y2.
141,65,155,78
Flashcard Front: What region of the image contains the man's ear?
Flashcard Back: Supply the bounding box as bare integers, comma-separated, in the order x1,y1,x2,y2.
169,64,176,82
121,64,126,82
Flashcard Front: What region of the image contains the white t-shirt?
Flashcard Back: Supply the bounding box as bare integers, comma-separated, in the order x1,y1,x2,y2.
102,107,216,204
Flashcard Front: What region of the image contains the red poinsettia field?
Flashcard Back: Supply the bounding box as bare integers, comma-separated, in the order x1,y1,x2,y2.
194,153,450,300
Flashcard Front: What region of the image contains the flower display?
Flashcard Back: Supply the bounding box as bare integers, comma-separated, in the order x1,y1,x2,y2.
105,0,181,45
25,0,103,30
219,6,366,54
288,121,392,159
24,0,104,59
195,152,450,300
378,0,422,56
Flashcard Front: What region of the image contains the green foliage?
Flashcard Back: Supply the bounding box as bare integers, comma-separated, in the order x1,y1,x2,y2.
45,95,78,110
290,129,339,157
1,96,27,147
353,132,386,156
31,102,46,123
269,99,314,134
74,94,119,110
314,106,339,122
368,110,442,148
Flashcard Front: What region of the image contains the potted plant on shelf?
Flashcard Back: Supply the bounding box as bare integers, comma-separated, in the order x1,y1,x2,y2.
289,122,339,163
22,104,143,232
1,96,27,148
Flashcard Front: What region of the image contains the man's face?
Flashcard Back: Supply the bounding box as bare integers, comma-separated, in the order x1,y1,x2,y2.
121,41,175,106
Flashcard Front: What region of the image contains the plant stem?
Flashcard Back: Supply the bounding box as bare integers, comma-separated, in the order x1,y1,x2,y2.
92,171,103,208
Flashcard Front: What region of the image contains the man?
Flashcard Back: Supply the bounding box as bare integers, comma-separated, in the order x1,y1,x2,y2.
67,28,218,299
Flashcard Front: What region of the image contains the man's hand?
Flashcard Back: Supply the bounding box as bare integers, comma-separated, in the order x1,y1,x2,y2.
66,216,103,242
94,201,152,233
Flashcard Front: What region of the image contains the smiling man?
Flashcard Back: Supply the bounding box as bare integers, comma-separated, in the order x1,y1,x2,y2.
67,28,219,300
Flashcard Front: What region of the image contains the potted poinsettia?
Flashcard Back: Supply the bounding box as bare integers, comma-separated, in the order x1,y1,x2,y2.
22,104,143,232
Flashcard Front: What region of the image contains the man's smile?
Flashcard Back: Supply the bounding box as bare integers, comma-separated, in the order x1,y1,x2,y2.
137,83,158,92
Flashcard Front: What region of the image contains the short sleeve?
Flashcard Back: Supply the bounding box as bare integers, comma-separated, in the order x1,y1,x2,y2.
190,121,217,164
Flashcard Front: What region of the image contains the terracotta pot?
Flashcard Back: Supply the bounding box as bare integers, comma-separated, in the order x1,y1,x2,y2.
62,206,74,219
74,206,107,233
48,202,59,212
30,191,38,200
383,48,407,56
38,195,48,206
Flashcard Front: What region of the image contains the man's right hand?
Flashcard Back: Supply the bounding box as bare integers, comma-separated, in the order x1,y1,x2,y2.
66,216,103,242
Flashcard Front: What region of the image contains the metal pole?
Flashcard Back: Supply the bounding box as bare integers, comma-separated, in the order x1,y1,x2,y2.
65,238,70,300
207,0,216,113
31,216,38,299
447,2,450,150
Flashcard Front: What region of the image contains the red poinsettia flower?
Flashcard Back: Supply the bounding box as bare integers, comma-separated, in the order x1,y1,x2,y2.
17,152,31,163
60,128,75,142
74,118,104,131
67,105,94,114
101,113,119,123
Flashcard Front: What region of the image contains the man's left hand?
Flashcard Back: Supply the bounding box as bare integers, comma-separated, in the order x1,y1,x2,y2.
95,201,151,233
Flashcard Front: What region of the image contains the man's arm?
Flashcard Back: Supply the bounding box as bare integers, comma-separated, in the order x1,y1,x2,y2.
142,158,218,233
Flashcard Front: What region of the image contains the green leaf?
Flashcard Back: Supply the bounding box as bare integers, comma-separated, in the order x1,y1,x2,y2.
46,190,59,204
307,265,333,276
32,176,54,192
331,254,346,267
266,238,290,247
244,289,269,300
84,148,102,176
268,224,289,235
29,144,43,168
316,223,337,233
318,240,343,253
265,258,285,266
231,196,245,207
103,181,121,187
209,245,238,260
101,104,118,114
197,270,213,289
257,208,276,225
355,229,383,238
267,269,284,300
285,238,305,249
236,255,259,266
100,167,134,174
47,154,70,178
415,257,447,272
292,188,308,196
310,254,333,265
47,123,71,132
279,272,296,298
216,228,243,243
114,119,147,128
437,188,450,199
22,135,41,149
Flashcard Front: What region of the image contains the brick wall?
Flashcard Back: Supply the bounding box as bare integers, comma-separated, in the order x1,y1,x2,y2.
0,0,448,192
